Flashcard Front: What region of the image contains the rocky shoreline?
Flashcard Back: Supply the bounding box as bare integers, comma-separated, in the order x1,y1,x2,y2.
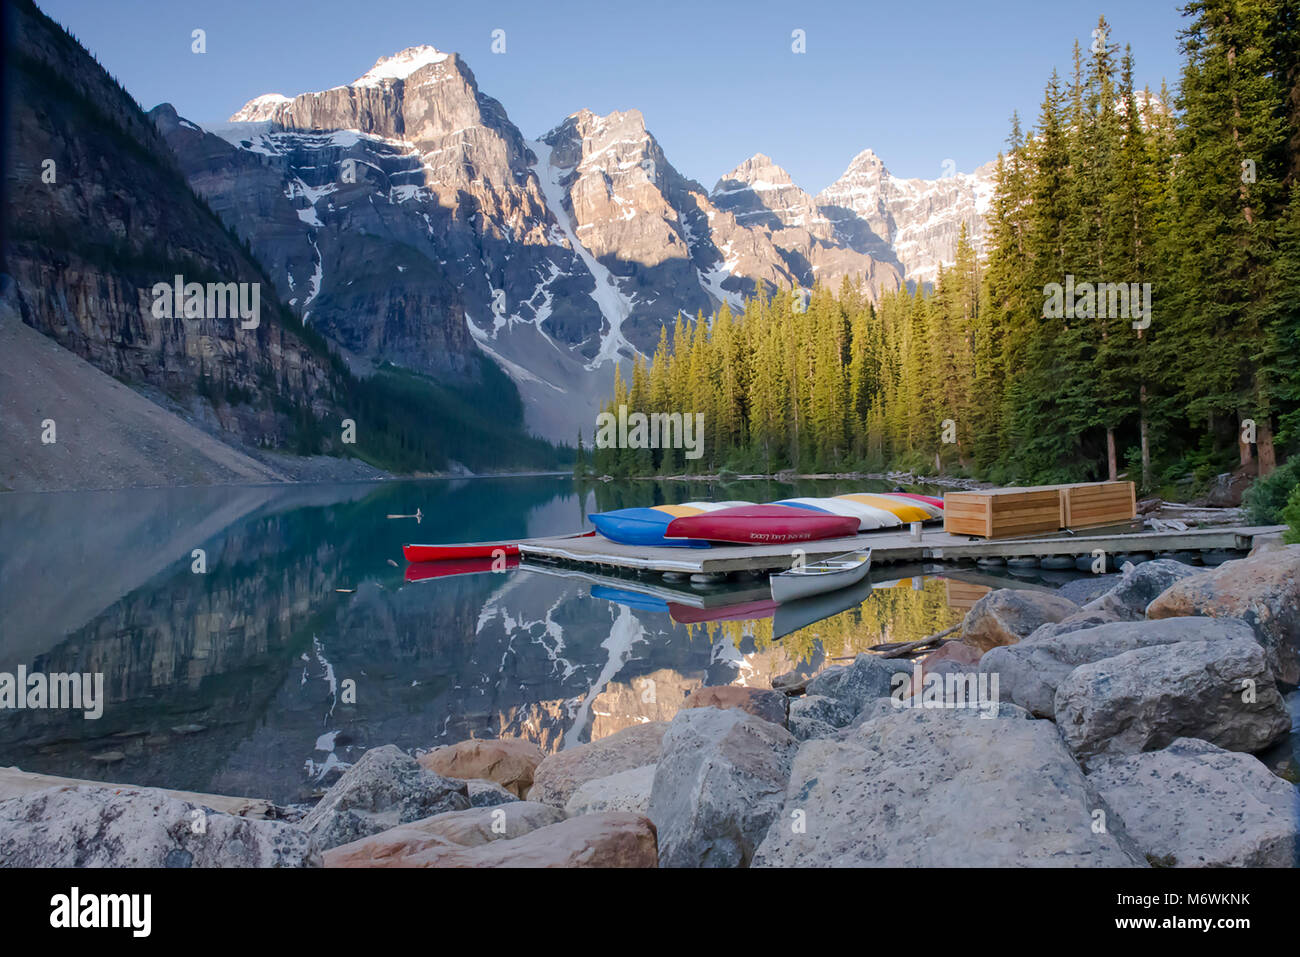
2,545,1297,868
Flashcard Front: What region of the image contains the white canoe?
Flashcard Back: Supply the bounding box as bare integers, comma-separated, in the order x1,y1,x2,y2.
769,548,873,603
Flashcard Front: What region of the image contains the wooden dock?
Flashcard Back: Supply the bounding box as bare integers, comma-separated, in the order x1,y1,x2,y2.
519,523,1284,576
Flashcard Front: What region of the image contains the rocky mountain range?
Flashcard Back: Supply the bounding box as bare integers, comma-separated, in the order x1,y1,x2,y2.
3,0,349,458
165,44,995,443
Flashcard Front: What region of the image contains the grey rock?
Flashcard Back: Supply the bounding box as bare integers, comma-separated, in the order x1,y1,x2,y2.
789,714,840,741
826,654,916,713
564,765,655,817
753,708,1145,867
0,786,320,867
649,707,797,867
1088,738,1299,867
1079,559,1204,621
789,694,854,729
1056,574,1121,606
804,665,849,698
466,779,520,808
299,745,470,850
1055,640,1292,764
982,617,1259,718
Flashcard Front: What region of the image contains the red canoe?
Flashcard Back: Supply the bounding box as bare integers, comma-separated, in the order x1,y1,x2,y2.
667,599,779,624
664,504,860,545
404,541,519,562
403,530,594,563
405,556,519,581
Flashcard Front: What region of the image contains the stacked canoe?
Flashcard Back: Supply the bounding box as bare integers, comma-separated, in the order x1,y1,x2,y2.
588,492,942,548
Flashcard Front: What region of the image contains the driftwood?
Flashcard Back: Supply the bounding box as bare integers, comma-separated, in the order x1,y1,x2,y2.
861,622,963,659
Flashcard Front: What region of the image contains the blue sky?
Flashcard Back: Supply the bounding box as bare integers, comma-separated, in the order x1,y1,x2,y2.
38,0,1189,190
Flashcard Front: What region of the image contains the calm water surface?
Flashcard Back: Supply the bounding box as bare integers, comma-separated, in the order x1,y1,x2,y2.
0,475,1150,803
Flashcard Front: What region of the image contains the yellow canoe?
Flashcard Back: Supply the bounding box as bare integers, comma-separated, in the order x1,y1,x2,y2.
835,493,932,523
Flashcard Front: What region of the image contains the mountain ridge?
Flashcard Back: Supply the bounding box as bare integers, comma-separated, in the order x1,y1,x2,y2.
186,43,997,442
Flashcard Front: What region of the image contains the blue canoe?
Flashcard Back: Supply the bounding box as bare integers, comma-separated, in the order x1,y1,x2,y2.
588,507,711,548
590,585,673,613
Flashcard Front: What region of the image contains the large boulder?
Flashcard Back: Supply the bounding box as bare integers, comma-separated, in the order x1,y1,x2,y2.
0,786,320,867
815,654,916,714
417,737,543,799
648,707,798,867
323,801,564,866
530,722,669,808
682,685,788,727
1088,738,1299,867
981,617,1258,718
340,812,659,868
1055,640,1292,764
804,665,849,698
564,765,655,817
299,745,470,850
753,707,1145,867
1078,559,1204,622
1146,544,1300,685
961,589,1080,653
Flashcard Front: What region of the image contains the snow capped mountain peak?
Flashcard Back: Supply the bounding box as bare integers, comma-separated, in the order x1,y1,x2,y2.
715,153,795,191
354,45,450,85
842,147,887,176
229,93,291,123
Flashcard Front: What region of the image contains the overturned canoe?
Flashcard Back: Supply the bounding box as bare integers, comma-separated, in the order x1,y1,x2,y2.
891,492,945,510
404,556,518,581
835,493,933,523
774,497,901,530
403,530,594,563
589,507,711,547
665,504,859,545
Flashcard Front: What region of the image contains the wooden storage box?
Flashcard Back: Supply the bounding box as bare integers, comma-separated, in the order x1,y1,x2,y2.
943,487,1063,538
1061,481,1136,529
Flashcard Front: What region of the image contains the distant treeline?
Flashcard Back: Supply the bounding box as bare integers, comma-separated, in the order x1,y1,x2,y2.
584,4,1300,496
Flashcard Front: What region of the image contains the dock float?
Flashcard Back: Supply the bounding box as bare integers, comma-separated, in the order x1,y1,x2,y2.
519,524,1285,577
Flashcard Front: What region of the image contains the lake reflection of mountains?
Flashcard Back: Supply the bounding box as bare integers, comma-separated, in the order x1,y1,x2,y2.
1,478,972,805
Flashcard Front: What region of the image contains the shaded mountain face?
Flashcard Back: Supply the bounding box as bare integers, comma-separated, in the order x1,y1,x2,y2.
160,44,991,443
2,0,346,451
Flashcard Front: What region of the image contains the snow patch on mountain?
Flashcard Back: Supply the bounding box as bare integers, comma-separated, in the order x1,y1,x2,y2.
353,45,450,86
529,139,635,368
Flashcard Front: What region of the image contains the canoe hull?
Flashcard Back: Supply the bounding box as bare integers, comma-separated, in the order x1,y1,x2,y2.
769,550,873,603
403,542,519,562
403,530,594,563
666,504,859,545
590,508,711,548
